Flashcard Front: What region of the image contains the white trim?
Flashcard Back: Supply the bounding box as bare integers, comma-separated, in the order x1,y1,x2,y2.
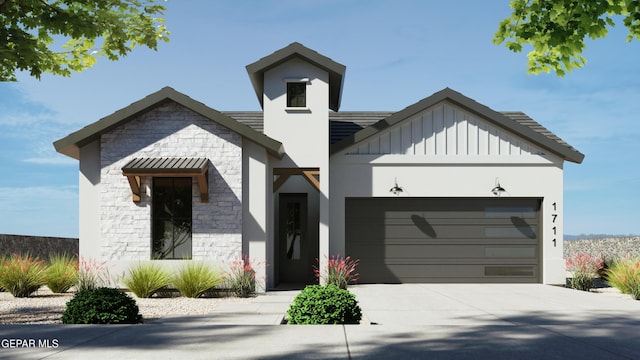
282,77,310,83
332,154,561,165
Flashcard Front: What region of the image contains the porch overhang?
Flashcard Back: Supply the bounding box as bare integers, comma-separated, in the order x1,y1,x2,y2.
122,157,209,202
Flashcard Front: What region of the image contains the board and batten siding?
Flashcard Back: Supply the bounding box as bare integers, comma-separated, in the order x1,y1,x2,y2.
348,102,542,158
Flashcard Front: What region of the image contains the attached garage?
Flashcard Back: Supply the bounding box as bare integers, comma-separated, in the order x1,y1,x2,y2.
345,197,541,283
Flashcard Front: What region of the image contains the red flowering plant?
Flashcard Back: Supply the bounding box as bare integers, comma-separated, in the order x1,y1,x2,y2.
565,252,603,291
227,255,265,297
314,254,360,290
77,257,112,292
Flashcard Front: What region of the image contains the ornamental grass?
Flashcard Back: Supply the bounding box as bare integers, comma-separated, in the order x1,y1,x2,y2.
122,262,172,298
0,253,47,297
173,261,224,298
45,253,78,293
606,258,640,300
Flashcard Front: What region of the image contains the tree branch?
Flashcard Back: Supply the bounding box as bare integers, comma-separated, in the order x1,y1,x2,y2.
0,0,11,13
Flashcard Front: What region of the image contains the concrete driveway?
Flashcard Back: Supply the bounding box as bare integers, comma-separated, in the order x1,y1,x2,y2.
1,284,640,359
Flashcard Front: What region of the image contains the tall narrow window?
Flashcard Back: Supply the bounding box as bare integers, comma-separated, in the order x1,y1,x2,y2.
287,82,306,107
152,177,192,259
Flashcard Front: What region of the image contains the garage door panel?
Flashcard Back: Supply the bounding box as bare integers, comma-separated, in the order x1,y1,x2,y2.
380,245,537,259
356,264,538,283
345,197,541,283
384,224,537,239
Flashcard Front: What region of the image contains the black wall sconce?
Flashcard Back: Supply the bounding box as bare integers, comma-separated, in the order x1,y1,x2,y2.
491,178,506,196
389,178,404,195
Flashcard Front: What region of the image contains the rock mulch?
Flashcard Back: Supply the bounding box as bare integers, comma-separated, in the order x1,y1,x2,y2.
0,287,250,324
564,237,640,261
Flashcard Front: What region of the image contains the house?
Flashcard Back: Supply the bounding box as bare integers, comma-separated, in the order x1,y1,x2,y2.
54,42,584,289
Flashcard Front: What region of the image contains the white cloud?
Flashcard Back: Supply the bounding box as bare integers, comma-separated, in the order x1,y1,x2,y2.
23,156,77,166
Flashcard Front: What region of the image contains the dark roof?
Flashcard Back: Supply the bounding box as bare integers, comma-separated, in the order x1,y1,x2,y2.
54,87,284,160
222,111,392,144
122,157,208,174
246,42,346,112
328,88,585,163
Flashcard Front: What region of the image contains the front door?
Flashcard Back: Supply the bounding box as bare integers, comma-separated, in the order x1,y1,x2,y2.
278,193,314,284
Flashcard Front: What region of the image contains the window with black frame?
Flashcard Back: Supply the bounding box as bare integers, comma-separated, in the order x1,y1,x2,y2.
152,177,192,259
287,82,306,107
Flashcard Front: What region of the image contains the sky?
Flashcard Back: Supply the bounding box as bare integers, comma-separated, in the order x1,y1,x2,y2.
1,0,639,238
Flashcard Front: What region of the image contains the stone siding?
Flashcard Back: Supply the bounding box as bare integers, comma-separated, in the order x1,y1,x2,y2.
0,234,78,260
100,101,242,261
564,237,640,261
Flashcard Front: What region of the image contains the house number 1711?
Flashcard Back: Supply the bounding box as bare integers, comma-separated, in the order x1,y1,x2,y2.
551,202,557,247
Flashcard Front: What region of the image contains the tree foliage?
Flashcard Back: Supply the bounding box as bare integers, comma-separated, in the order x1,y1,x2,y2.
0,0,169,81
494,0,640,76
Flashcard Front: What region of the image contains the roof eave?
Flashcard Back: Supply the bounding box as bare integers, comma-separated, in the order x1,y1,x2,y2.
246,42,346,112
53,87,285,161
330,88,584,163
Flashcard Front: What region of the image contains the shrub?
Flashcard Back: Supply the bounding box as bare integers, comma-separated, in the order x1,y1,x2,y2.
0,253,47,297
173,261,224,298
45,254,78,293
287,285,362,324
606,258,640,300
314,255,360,289
62,287,142,324
77,257,111,292
226,255,262,297
565,252,603,291
122,262,172,298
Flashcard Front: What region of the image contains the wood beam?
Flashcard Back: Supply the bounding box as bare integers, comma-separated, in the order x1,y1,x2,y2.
272,168,320,192
301,170,320,191
126,175,141,202
273,174,291,193
196,172,209,203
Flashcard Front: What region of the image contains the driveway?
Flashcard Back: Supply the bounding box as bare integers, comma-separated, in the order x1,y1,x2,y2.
348,284,640,359
1,284,640,359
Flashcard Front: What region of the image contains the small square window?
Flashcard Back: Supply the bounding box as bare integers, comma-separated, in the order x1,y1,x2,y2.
287,82,306,108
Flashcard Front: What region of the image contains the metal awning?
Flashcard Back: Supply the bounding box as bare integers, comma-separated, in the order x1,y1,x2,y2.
122,157,209,202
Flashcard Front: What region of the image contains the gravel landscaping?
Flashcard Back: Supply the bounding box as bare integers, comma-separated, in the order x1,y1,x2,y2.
0,287,251,324
564,237,640,261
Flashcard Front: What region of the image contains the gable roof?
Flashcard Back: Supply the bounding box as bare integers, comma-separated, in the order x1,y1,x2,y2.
329,88,585,163
246,42,346,112
53,87,285,160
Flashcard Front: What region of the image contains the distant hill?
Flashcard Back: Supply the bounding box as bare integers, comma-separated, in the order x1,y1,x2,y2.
565,234,640,241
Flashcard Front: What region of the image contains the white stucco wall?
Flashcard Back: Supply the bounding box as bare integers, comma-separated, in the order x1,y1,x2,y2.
262,58,331,283
79,139,101,260
329,102,568,284
95,101,243,276
242,140,270,290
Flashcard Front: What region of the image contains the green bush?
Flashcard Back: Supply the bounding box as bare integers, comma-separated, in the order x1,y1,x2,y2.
0,253,47,297
122,262,172,298
173,261,224,298
607,258,640,300
45,254,78,293
62,287,142,324
287,285,362,324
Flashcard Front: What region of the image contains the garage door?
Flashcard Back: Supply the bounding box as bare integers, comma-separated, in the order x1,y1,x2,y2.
345,198,541,283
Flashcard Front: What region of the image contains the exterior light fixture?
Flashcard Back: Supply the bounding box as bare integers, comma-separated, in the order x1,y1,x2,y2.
491,178,506,197
389,178,404,195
